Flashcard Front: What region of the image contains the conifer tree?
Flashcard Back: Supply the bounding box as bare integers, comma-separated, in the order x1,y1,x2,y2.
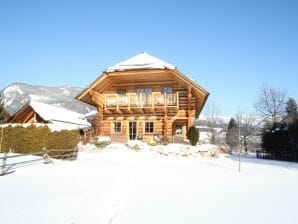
187,126,199,146
226,118,238,147
286,97,298,116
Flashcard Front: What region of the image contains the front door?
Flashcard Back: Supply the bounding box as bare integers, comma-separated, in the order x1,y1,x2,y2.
129,122,137,140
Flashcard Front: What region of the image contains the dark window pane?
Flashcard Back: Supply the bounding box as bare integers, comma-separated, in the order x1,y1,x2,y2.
114,122,121,133
145,122,154,133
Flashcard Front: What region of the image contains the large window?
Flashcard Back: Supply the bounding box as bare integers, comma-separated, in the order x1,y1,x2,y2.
145,122,154,133
113,122,121,133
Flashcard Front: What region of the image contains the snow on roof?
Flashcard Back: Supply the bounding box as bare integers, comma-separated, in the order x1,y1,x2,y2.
106,52,176,72
80,110,97,119
29,100,90,127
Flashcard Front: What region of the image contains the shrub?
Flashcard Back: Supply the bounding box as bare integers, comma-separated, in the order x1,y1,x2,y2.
261,121,298,161
187,126,199,146
94,141,110,149
125,140,144,151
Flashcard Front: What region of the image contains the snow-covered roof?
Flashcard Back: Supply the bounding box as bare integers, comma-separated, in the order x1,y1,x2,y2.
106,52,176,72
29,100,90,127
80,110,97,119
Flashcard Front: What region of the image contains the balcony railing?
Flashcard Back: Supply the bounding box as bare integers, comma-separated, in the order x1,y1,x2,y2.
104,92,179,110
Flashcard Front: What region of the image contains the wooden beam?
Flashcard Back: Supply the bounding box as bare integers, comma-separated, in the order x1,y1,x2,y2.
176,91,179,109
97,106,104,136
164,108,168,139
106,69,169,77
104,109,112,114
187,86,192,128
112,81,176,87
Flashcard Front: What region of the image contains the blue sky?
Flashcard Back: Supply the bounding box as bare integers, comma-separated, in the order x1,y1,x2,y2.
1,0,297,117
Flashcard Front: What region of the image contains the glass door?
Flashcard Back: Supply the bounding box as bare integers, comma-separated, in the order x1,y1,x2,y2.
129,122,137,140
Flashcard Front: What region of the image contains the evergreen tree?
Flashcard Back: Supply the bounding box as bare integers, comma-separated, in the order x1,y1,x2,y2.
187,126,199,146
286,97,298,116
226,118,238,148
0,94,4,124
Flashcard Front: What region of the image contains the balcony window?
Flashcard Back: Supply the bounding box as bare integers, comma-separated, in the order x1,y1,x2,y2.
164,87,173,94
113,122,121,133
145,122,154,133
136,88,152,94
117,90,126,96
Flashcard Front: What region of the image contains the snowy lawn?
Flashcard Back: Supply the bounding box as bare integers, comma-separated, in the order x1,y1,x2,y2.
1,144,298,224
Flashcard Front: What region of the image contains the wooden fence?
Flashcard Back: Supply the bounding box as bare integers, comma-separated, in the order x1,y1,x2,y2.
0,148,77,176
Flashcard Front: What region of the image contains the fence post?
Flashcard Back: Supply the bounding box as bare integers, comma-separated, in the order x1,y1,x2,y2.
0,152,7,176
43,147,52,164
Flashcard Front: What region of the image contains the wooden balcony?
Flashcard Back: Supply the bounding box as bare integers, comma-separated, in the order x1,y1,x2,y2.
104,92,179,113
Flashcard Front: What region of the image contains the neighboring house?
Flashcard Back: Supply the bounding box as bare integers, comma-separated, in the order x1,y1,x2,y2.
8,100,91,130
77,52,209,142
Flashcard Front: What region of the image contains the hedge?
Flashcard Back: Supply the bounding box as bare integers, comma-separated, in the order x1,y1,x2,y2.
0,125,80,158
261,120,298,162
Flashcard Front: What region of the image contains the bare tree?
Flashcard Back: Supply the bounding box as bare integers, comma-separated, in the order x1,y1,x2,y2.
254,84,287,123
205,102,221,144
235,111,258,153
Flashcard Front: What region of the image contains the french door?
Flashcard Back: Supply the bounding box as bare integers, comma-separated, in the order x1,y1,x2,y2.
129,122,137,140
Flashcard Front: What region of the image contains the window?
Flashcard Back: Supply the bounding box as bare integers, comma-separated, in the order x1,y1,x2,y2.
164,87,173,94
117,90,126,96
145,122,154,133
136,88,152,94
113,122,121,133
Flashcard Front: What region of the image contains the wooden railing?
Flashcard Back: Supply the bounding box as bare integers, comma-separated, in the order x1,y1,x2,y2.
104,92,179,110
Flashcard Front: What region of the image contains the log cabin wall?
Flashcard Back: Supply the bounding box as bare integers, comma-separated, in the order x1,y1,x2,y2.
98,80,197,142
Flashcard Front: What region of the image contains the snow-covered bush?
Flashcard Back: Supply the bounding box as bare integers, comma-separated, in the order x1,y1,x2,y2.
148,135,159,146
94,136,111,149
125,140,149,151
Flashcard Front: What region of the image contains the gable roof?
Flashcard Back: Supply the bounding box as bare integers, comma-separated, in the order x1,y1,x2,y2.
10,100,90,127
106,52,176,72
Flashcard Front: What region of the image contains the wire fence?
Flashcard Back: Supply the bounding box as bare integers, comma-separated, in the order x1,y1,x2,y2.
0,148,78,176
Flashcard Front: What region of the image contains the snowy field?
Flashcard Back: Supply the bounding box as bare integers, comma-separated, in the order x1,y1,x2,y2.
1,144,298,224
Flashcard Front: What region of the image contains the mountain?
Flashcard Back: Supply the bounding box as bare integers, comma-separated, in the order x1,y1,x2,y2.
1,83,95,115
197,114,230,129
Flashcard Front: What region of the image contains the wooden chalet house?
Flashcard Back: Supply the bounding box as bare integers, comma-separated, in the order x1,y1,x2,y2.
77,52,209,142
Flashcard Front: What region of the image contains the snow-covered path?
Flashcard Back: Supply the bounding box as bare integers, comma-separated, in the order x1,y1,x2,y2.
1,145,298,224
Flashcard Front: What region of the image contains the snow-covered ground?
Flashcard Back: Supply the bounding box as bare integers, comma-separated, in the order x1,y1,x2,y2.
1,143,298,224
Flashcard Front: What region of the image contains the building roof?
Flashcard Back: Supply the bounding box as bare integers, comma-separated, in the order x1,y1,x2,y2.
28,100,90,126
106,52,176,72
80,110,97,119
9,100,90,128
